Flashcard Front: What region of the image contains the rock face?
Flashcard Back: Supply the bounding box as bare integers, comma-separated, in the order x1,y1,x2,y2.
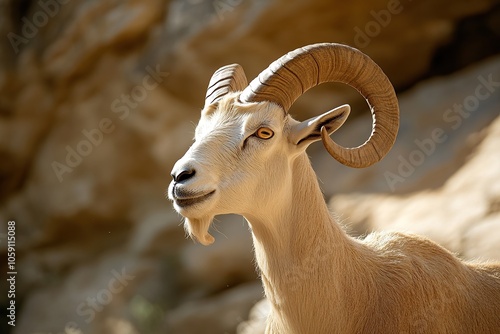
0,1,499,333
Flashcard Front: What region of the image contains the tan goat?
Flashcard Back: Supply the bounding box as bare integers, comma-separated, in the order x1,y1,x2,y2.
168,43,500,333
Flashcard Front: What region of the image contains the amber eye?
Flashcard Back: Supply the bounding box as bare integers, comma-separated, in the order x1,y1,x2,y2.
255,127,274,139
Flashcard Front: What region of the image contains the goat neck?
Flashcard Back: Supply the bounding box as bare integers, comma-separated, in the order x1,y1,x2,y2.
244,153,374,333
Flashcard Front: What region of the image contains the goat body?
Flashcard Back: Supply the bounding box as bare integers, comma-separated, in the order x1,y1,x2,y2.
253,154,500,334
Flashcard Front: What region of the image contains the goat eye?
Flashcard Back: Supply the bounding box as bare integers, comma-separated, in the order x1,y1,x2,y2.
255,127,274,140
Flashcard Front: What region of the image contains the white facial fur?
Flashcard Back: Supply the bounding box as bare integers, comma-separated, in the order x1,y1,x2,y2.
168,92,350,245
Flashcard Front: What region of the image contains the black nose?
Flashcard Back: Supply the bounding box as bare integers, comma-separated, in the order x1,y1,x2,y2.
172,168,196,183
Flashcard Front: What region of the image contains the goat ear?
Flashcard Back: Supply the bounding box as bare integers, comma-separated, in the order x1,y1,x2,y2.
289,104,350,148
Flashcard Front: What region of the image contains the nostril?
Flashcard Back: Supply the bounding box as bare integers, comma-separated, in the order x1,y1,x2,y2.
173,168,196,183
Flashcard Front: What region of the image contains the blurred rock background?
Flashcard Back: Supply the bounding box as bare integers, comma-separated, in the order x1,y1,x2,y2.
0,0,499,333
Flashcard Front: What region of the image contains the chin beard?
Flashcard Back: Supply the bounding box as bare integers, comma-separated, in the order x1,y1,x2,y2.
184,216,215,245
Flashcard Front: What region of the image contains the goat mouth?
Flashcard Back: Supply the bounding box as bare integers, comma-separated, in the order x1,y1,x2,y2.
173,190,216,208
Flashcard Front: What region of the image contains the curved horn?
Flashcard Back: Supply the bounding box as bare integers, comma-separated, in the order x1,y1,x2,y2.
239,43,399,168
205,64,248,108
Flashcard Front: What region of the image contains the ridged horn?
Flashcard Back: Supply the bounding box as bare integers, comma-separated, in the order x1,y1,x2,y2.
205,64,248,108
239,43,399,168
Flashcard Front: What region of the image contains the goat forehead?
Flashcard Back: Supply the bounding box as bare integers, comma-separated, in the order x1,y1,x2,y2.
197,108,284,138
196,111,244,138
